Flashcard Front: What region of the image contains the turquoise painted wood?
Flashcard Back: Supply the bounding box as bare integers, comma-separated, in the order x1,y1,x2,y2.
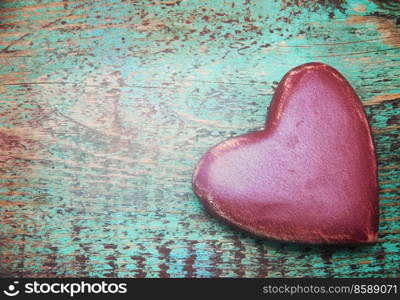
0,0,399,277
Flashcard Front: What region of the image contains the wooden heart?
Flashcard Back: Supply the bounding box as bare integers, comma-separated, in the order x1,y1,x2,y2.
192,63,379,244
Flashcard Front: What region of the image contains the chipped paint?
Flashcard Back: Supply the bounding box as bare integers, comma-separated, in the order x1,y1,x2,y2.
0,0,399,278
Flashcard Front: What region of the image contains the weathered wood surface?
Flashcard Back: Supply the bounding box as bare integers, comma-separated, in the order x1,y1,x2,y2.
0,0,399,277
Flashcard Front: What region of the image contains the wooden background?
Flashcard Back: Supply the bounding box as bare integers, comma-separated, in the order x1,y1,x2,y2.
0,0,399,277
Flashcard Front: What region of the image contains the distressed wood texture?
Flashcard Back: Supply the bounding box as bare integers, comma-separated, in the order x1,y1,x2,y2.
0,0,399,278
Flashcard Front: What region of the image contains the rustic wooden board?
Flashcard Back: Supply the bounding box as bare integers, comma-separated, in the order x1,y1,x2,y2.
0,0,399,277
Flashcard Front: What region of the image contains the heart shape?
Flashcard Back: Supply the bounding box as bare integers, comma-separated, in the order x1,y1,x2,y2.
192,62,379,245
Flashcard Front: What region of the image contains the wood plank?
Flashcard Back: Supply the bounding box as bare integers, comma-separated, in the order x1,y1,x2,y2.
0,0,399,277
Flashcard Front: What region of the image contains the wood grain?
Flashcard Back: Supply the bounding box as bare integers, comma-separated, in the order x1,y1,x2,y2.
0,0,399,277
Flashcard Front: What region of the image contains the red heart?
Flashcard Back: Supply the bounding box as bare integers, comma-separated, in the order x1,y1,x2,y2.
193,62,379,244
